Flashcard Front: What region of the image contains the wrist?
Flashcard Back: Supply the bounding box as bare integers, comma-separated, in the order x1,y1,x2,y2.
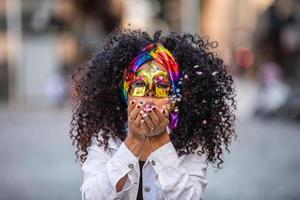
148,129,170,151
127,130,146,141
124,134,146,157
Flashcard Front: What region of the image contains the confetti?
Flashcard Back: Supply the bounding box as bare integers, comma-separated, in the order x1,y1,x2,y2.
212,71,218,76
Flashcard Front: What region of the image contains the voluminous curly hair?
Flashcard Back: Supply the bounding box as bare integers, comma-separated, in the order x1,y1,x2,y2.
70,28,236,168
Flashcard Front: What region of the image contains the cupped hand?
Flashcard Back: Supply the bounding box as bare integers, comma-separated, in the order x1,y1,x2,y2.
140,105,169,137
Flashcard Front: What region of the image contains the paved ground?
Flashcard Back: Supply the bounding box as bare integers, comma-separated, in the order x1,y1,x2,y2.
205,117,300,200
0,109,81,200
0,108,300,200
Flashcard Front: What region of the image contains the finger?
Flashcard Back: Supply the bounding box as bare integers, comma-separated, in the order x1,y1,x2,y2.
141,119,150,133
127,100,136,115
143,113,155,130
133,111,143,127
148,107,160,125
162,103,171,111
161,109,170,126
161,108,169,118
162,105,171,118
153,106,168,122
129,101,143,121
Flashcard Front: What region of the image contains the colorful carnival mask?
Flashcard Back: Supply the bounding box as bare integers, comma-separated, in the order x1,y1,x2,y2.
129,62,171,98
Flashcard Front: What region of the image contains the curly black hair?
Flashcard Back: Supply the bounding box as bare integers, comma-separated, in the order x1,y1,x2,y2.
70,28,236,168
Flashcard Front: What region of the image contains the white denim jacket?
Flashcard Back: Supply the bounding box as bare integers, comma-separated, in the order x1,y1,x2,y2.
80,133,208,200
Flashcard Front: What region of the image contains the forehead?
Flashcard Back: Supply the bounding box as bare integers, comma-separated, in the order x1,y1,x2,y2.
138,61,167,72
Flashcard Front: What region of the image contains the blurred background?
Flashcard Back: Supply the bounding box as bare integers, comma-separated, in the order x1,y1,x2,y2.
1,0,300,199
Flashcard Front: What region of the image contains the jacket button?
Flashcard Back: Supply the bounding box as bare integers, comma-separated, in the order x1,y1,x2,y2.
151,160,156,166
144,187,151,192
128,163,134,169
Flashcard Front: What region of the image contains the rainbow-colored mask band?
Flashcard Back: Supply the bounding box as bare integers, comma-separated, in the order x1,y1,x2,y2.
122,43,181,102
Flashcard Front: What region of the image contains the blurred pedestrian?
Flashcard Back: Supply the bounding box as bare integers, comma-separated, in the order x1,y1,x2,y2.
45,71,68,108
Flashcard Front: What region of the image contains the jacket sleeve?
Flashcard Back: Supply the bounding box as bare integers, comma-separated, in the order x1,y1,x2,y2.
147,141,208,200
80,138,139,200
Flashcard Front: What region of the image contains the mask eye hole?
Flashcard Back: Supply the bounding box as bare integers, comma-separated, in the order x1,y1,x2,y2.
131,78,147,88
155,76,170,89
156,81,169,89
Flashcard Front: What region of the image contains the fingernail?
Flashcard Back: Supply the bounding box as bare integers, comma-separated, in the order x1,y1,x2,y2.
143,113,148,118
137,105,141,109
152,106,156,110
130,100,135,104
162,109,166,114
139,110,144,115
139,101,144,105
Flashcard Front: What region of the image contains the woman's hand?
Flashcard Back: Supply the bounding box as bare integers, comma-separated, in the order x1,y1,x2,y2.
143,106,171,152
124,100,148,157
127,100,147,141
141,105,169,137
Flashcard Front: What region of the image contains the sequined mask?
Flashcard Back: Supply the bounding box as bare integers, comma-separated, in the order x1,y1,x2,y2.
129,62,171,98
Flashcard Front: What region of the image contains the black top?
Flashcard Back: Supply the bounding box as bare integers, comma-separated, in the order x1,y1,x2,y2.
136,160,146,200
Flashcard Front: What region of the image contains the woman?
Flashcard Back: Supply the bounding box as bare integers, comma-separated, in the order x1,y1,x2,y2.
70,29,236,200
